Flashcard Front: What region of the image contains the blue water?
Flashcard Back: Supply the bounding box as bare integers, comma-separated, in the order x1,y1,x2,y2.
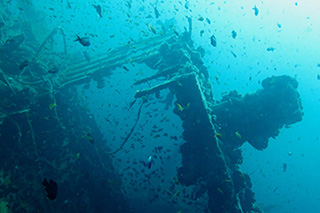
2,0,320,212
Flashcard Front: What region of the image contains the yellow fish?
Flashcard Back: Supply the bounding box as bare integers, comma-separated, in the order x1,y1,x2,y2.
48,102,57,110
173,190,180,199
176,103,184,111
240,172,246,180
215,133,222,138
173,177,179,184
147,24,156,34
217,188,224,195
235,131,242,139
75,152,80,160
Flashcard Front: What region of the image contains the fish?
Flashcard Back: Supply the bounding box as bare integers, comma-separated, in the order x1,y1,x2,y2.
123,66,129,71
235,131,242,139
86,133,94,144
48,66,59,74
267,47,275,52
283,163,287,172
146,156,152,169
93,4,102,17
42,178,58,200
210,35,217,47
67,1,72,9
200,30,204,37
172,190,180,199
231,30,237,39
253,5,259,16
154,7,160,18
176,103,184,111
75,152,80,160
217,187,224,195
215,133,222,138
48,102,57,110
147,24,157,34
19,60,29,70
75,35,90,47
197,17,204,21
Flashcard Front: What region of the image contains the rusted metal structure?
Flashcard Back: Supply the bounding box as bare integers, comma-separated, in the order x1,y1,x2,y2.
0,23,303,212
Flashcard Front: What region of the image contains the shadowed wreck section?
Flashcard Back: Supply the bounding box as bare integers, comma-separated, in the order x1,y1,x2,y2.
0,15,303,211
135,31,303,212
212,75,303,151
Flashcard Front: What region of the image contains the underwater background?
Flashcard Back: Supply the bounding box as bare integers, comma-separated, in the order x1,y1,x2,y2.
0,0,320,212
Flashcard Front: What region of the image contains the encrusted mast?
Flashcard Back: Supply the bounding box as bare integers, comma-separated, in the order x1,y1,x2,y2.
134,32,303,212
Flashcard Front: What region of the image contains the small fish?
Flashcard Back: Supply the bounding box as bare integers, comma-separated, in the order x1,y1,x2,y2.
231,30,237,39
317,74,320,80
277,23,282,28
173,190,180,199
86,133,94,144
19,60,29,70
267,47,275,52
283,163,287,172
48,103,57,110
75,35,90,47
176,103,184,111
154,7,160,18
42,178,58,200
67,1,72,9
146,156,152,169
147,24,156,34
235,131,242,139
217,188,224,195
200,30,205,37
173,177,179,184
93,4,102,17
253,5,259,16
75,152,80,160
240,172,246,180
123,66,129,71
210,35,217,47
215,133,222,138
48,66,59,74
